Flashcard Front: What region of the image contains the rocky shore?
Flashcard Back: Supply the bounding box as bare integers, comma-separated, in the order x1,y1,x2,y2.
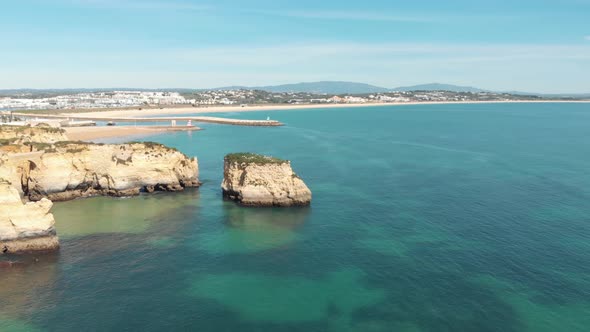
24,141,200,201
1,126,200,201
221,153,312,207
0,126,201,254
0,179,59,254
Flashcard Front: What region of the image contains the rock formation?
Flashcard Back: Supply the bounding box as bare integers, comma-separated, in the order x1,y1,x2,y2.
221,153,312,207
1,127,200,201
1,126,70,194
24,141,200,201
0,126,199,254
0,152,29,196
0,179,59,254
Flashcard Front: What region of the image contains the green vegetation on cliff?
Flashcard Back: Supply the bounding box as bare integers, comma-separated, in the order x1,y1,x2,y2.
0,138,20,146
0,125,65,134
225,153,287,165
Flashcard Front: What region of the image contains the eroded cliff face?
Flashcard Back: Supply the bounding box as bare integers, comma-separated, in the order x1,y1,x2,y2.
0,152,29,196
25,142,200,201
221,153,311,207
0,179,59,254
1,127,200,201
0,126,199,254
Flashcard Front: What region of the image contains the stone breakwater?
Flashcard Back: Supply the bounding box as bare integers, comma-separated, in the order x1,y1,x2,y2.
0,179,59,254
22,142,200,202
221,153,312,207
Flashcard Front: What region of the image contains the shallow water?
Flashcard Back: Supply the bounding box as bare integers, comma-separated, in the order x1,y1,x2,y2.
2,103,590,331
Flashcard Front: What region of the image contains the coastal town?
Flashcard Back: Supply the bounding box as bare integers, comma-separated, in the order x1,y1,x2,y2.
0,91,190,111
0,89,552,111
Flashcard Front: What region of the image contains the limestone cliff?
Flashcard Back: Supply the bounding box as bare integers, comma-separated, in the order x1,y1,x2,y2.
221,153,311,207
0,152,29,196
0,179,59,254
25,142,200,201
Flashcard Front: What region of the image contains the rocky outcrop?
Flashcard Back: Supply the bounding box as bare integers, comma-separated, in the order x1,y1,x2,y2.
221,153,311,207
0,152,30,196
0,179,59,254
24,142,200,201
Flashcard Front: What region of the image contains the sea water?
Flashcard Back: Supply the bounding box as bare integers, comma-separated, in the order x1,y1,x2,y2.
2,103,590,331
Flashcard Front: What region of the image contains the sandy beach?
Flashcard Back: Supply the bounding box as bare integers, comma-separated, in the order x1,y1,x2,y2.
64,126,200,141
70,100,590,118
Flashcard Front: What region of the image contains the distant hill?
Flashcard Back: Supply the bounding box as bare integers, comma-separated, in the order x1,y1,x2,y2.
211,81,390,94
392,83,485,93
504,91,590,99
1,84,588,99
204,86,250,91
261,81,390,94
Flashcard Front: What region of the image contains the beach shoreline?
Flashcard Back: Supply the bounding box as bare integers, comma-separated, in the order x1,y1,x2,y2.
68,100,590,118
47,100,589,141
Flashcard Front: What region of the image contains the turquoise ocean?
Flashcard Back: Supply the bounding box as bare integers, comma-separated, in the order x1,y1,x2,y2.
2,103,590,331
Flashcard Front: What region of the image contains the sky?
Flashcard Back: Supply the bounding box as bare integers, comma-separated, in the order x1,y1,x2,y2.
1,0,589,93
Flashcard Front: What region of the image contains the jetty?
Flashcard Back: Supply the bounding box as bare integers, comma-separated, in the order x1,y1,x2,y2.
10,112,283,127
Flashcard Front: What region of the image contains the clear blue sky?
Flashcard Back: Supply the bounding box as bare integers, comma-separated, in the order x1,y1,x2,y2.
1,0,589,92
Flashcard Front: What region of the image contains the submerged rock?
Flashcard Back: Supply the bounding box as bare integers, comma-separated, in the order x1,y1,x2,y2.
24,141,200,201
221,153,311,207
0,179,59,254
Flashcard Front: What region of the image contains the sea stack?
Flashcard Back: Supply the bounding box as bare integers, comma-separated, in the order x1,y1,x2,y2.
221,153,312,207
0,179,59,254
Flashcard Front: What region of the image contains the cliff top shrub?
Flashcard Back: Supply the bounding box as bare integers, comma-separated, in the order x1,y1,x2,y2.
26,142,54,151
54,140,91,146
225,153,287,165
0,138,19,146
0,125,65,134
128,141,189,158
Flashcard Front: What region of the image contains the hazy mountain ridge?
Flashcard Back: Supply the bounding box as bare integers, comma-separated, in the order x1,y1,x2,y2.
209,81,390,94
210,82,489,94
213,82,589,97
391,83,485,93
1,82,588,98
